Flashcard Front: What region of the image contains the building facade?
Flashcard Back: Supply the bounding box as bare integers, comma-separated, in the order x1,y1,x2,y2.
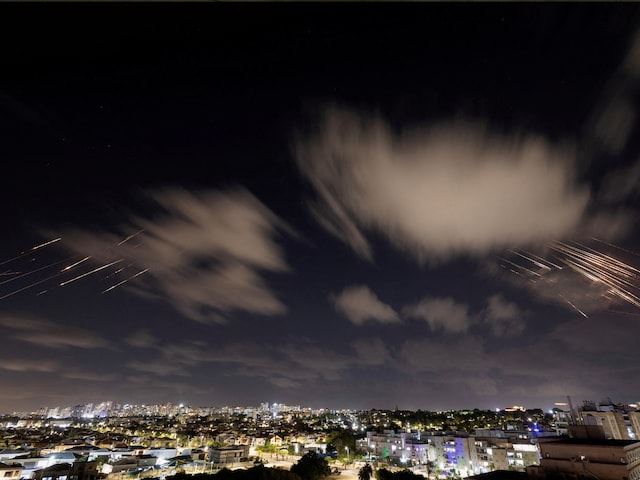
528,439,640,480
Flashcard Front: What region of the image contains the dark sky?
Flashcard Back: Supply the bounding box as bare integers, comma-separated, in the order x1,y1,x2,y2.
2,4,640,414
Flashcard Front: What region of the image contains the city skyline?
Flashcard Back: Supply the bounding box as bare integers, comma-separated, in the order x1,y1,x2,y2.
4,397,635,419
2,5,640,413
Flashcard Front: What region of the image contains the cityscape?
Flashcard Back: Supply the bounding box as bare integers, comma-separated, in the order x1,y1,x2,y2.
3,4,640,480
2,398,640,480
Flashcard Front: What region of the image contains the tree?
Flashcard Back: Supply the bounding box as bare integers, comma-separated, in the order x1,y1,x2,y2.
290,452,331,480
374,469,393,480
425,461,436,480
358,464,373,480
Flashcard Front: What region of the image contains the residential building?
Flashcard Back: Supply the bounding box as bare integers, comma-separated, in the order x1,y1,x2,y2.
527,438,640,480
208,446,249,465
0,462,23,480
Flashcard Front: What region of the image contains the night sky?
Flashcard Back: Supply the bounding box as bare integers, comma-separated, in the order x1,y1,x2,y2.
2,4,640,414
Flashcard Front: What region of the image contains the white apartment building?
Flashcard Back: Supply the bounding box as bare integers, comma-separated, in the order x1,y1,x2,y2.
358,430,540,475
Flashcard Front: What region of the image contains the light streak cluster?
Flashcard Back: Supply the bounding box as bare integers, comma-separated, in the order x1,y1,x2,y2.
499,239,640,317
0,233,148,301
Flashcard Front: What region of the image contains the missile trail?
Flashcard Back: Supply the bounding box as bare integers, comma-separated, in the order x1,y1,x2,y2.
0,237,62,267
502,239,640,316
0,257,72,286
0,270,68,300
61,256,91,272
101,268,149,294
59,259,123,287
117,229,145,246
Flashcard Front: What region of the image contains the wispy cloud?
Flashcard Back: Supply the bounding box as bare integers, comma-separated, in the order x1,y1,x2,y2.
352,337,392,366
0,358,59,372
587,31,640,157
331,285,400,325
127,360,191,377
125,329,157,348
296,107,591,263
59,188,293,323
0,314,110,349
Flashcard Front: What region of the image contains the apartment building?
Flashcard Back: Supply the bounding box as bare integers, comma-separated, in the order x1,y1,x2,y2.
0,463,23,480
358,430,539,476
528,438,640,480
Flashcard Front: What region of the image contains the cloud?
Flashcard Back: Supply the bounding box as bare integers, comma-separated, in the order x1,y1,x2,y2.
279,343,356,381
404,296,471,333
399,335,499,396
295,107,590,263
587,31,640,156
127,360,191,377
61,371,118,382
483,294,525,337
125,329,157,348
352,337,392,366
0,314,110,349
597,161,640,205
331,285,400,325
59,188,292,323
0,358,59,372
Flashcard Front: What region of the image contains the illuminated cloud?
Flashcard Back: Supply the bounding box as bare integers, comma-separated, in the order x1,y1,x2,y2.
331,285,400,325
352,337,392,366
0,358,59,372
59,188,292,323
483,294,525,337
127,360,191,377
404,296,471,333
0,314,110,349
296,107,590,262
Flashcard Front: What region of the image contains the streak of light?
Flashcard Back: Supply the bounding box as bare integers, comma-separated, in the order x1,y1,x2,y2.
524,251,563,270
117,229,145,246
0,270,68,300
59,259,123,287
592,237,640,258
37,290,48,296
0,257,71,286
61,256,91,272
31,237,62,251
509,250,551,270
568,241,640,277
0,237,61,267
503,239,640,313
558,294,589,318
550,242,640,306
497,256,541,277
0,270,20,276
101,268,149,294
104,264,133,279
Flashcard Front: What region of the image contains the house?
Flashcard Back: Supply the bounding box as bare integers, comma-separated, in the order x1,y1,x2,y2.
209,446,250,465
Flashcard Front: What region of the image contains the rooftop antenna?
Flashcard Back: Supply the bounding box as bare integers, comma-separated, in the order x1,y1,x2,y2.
567,396,577,425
